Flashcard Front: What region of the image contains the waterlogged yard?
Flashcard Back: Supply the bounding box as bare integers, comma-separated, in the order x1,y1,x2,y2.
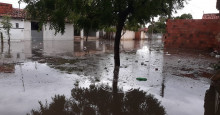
0,39,219,115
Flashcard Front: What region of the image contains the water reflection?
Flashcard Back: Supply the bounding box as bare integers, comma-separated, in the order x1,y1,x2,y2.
0,39,219,115
28,68,166,115
204,81,220,115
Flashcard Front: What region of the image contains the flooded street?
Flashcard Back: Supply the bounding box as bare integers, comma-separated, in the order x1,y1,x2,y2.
0,39,219,115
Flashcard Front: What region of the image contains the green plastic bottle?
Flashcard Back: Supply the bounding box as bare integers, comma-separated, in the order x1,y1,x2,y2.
136,77,147,81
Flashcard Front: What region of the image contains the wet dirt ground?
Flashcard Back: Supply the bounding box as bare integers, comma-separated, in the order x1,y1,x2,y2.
0,39,219,115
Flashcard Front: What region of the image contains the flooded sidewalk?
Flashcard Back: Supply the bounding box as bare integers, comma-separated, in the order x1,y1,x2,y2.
0,39,219,115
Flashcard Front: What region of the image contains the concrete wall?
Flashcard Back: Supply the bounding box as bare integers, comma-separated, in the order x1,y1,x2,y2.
165,19,220,51
140,31,146,39
79,29,101,39
23,20,31,40
121,30,147,40
43,23,74,40
121,30,135,40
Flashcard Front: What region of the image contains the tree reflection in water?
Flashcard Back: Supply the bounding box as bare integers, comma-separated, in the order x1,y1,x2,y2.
28,67,165,115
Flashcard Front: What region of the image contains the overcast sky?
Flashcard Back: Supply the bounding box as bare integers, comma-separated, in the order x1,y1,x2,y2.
0,0,219,19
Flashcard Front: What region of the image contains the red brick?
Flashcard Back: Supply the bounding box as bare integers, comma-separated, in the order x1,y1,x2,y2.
165,19,220,51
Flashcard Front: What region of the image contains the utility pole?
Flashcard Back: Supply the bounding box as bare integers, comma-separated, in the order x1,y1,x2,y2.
18,1,21,16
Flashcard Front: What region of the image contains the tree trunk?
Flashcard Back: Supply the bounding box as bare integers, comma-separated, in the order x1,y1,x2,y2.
7,30,10,44
1,32,3,45
112,66,120,115
113,66,119,94
114,21,125,67
8,42,11,57
85,31,89,42
1,43,3,53
114,10,128,66
86,35,88,41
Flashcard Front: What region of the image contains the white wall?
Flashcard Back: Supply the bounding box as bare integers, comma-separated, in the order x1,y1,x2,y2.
0,19,31,41
0,18,74,41
140,31,147,39
23,20,31,40
43,23,74,41
121,30,135,40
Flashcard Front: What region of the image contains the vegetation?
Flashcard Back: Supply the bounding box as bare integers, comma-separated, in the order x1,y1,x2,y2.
148,16,167,34
173,13,193,19
21,0,187,67
1,15,12,43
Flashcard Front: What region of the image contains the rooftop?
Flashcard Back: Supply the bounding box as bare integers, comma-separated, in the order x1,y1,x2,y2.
0,2,25,19
202,13,220,19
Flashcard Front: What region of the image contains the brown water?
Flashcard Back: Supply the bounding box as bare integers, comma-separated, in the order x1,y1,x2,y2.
0,39,219,115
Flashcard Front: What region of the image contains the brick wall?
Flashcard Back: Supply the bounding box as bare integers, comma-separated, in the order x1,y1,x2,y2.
164,19,220,51
0,3,12,14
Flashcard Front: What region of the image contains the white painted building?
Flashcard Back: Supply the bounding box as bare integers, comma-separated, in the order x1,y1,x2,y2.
0,2,74,42
121,30,147,40
79,29,147,40
121,30,136,40
41,23,74,41
0,19,74,41
0,18,31,41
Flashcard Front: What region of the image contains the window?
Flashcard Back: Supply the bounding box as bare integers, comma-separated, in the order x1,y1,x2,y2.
16,23,19,28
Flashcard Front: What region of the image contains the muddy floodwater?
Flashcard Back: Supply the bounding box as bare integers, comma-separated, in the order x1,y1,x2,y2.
0,39,219,115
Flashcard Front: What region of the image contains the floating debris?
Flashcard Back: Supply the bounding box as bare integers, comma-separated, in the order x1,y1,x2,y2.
136,77,147,81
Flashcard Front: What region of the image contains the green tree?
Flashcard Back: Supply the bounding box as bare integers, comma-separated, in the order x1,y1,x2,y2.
22,0,187,67
72,1,102,41
148,16,167,34
174,13,193,19
1,15,12,43
104,27,116,39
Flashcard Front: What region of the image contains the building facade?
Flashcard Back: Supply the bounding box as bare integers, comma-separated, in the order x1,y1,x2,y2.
0,2,74,41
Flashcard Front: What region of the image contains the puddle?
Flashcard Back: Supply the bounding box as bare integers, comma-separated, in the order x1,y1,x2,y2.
0,39,219,115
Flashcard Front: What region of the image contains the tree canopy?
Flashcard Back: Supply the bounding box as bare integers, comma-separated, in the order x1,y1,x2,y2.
148,16,167,34
22,0,187,34
22,0,187,66
174,13,193,19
